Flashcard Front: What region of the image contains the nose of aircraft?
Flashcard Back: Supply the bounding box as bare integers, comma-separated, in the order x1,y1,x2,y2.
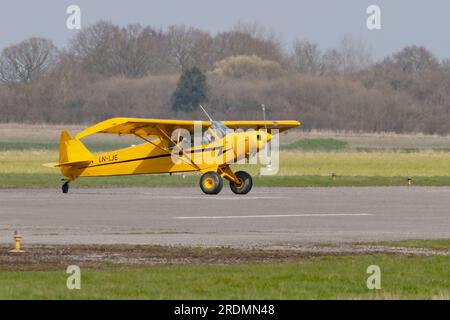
237,131,273,159
256,131,272,150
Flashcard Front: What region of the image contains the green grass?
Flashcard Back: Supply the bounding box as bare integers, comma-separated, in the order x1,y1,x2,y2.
2,149,450,187
283,138,349,151
0,255,448,299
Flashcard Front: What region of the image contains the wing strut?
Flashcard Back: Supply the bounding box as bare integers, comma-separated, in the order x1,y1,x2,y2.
154,126,203,171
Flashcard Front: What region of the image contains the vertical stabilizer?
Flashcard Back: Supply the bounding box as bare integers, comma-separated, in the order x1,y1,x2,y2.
59,130,93,165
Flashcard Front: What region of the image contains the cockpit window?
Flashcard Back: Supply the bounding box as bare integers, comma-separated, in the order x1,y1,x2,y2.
202,130,215,144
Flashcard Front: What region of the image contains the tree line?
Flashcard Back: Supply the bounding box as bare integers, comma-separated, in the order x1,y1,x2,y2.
0,21,449,134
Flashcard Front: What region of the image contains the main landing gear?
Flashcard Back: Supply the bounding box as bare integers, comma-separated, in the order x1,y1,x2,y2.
199,172,223,194
199,170,253,195
229,171,252,195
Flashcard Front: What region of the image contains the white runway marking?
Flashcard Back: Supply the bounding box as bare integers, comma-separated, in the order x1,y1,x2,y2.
175,213,373,220
150,196,282,200
0,196,283,202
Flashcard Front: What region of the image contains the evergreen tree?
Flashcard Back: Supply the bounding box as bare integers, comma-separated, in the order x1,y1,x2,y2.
171,67,208,112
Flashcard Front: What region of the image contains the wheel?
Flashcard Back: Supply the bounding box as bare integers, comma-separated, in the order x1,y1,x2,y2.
230,171,253,195
62,182,69,194
200,172,223,194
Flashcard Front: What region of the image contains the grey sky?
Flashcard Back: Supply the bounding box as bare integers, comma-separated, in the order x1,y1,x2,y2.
0,0,448,60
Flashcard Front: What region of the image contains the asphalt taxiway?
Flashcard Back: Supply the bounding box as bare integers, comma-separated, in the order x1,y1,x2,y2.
0,187,449,247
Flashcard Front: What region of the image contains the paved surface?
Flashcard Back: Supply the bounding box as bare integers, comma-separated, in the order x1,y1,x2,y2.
0,187,449,247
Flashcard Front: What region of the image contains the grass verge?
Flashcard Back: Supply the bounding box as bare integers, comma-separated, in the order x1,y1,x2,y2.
0,173,450,188
1,173,450,188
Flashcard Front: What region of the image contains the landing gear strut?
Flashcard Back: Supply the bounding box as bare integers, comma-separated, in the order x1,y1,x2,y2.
62,181,69,194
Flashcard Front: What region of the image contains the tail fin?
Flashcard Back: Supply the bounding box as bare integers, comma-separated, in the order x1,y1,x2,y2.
59,130,93,167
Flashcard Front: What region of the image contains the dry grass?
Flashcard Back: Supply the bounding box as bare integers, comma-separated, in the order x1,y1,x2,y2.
282,130,450,150
0,150,57,174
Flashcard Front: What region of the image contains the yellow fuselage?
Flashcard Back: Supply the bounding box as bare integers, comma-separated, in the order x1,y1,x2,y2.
61,131,271,181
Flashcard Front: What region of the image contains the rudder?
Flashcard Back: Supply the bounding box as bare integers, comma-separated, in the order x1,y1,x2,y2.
59,130,72,164
59,130,93,167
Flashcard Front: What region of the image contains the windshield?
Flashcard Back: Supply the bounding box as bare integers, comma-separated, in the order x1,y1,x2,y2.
211,121,232,138
202,121,232,144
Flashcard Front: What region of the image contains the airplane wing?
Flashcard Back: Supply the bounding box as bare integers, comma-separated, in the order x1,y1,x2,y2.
75,118,211,140
75,118,300,140
221,120,300,133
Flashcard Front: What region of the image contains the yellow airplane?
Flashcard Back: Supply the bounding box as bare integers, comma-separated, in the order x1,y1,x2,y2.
48,116,299,195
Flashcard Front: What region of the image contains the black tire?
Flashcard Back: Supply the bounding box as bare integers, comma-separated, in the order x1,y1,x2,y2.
230,171,253,195
200,172,223,195
62,182,69,194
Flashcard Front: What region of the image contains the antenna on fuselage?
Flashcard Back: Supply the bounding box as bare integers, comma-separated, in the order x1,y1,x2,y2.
199,104,214,122
261,104,272,170
261,104,268,131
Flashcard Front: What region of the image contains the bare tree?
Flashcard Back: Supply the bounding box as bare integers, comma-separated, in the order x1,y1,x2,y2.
167,25,213,71
441,58,450,74
70,21,170,77
232,21,282,47
391,46,439,73
110,24,171,76
213,55,284,79
320,48,343,75
318,36,372,75
0,37,57,83
290,39,322,74
337,36,373,74
69,21,119,76
213,31,284,64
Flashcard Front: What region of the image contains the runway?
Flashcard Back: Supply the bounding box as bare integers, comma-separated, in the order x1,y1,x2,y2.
0,187,449,247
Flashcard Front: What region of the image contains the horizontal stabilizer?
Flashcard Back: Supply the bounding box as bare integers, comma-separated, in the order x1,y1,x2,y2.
42,162,59,168
54,160,92,168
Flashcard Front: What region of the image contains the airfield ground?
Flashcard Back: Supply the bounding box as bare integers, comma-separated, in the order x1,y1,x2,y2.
0,242,449,299
0,125,449,299
0,187,449,299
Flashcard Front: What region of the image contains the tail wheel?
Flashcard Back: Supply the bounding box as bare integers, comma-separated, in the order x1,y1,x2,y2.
62,182,69,194
200,172,223,195
230,171,253,195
